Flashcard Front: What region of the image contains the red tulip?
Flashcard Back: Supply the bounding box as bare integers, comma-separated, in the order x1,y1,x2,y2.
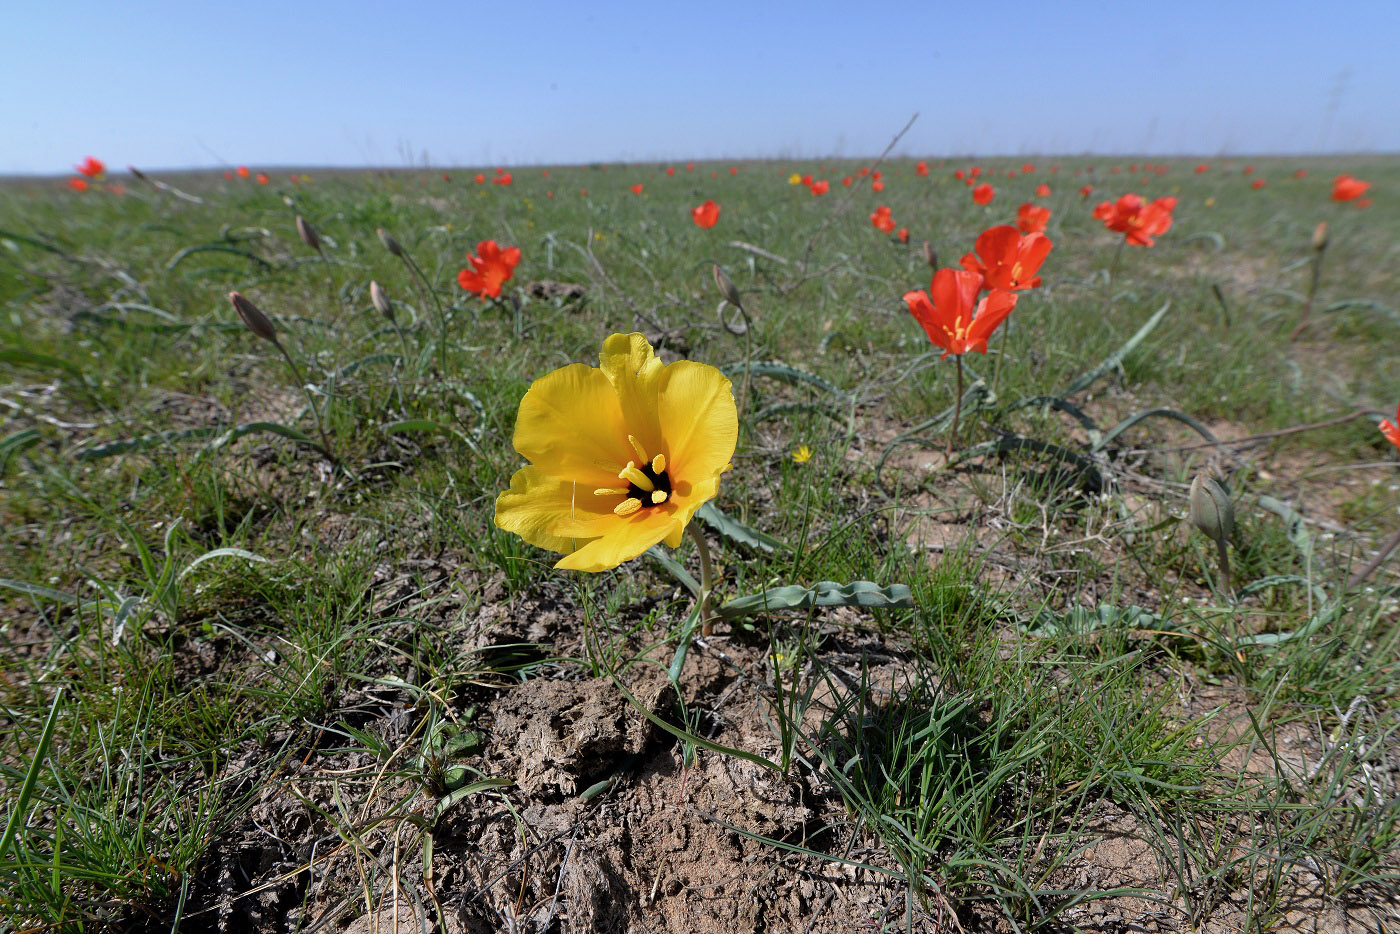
870,206,896,234
1380,404,1400,451
1243,165,1255,175
68,178,89,192
1092,194,1176,247
897,228,910,244
236,166,250,179
475,173,486,184
842,177,853,187
730,167,739,175
493,172,513,186
809,180,830,196
915,161,929,177
691,199,720,229
972,183,994,206
954,169,965,181
1022,164,1036,174
256,173,269,185
666,167,676,176
1251,179,1266,190
1195,164,1209,174
686,162,695,172
1332,174,1371,202
1034,183,1051,197
872,179,885,192
1016,203,1051,234
75,156,105,178
1079,184,1094,199
960,226,1052,291
457,240,521,299
903,269,1019,359
1293,169,1307,179
630,183,644,195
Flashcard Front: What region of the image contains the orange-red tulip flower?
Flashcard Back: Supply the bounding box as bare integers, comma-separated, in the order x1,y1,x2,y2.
1016,203,1051,234
457,240,521,299
809,180,830,196
903,269,1019,359
1195,164,1209,174
870,206,896,234
1079,185,1094,199
630,183,644,195
494,173,513,186
972,183,994,206
236,166,250,179
256,173,269,185
691,200,720,229
1380,405,1400,451
475,173,486,184
68,178,89,192
75,156,105,178
897,228,910,244
915,161,929,177
960,226,1052,291
666,167,676,176
954,169,965,181
1332,174,1371,202
1251,179,1266,190
1022,164,1036,174
1093,194,1177,247
1293,169,1307,179
1034,183,1050,197
872,179,885,193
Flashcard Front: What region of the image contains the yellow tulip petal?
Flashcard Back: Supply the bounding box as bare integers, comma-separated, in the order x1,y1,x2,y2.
513,363,629,486
556,510,679,572
599,333,665,462
494,466,610,553
657,362,738,482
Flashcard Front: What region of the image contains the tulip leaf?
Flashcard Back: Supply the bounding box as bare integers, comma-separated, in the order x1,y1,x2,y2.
724,361,849,402
1324,299,1400,328
433,778,513,822
176,547,272,581
646,546,700,596
718,581,913,619
74,421,318,461
950,436,1105,493
1183,232,1225,252
1236,574,1328,609
1092,407,1222,453
0,427,42,474
165,243,272,271
751,401,845,424
0,578,81,605
1235,601,1340,647
0,348,82,375
1061,300,1170,397
332,352,402,381
697,502,784,554
1019,604,1175,638
1256,495,1314,564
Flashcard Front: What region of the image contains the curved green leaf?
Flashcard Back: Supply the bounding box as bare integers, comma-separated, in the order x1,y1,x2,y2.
718,580,913,619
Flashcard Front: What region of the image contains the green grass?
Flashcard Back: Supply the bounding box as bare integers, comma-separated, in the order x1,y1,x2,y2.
2,156,1398,931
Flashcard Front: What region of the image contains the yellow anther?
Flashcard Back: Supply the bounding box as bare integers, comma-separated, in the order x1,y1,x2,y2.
650,490,669,505
618,462,655,492
594,487,629,497
651,453,666,474
613,497,642,517
627,434,649,463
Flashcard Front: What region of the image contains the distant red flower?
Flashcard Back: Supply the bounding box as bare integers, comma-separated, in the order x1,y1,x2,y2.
75,156,105,178
1293,169,1307,179
1092,194,1177,247
1079,184,1094,199
457,240,521,299
903,269,1019,359
1007,170,1017,179
870,206,896,234
108,184,125,196
580,188,588,196
691,199,720,229
223,171,233,180
842,177,853,187
236,166,250,179
1194,164,1209,174
872,170,883,182
972,183,994,206
960,226,1052,291
730,167,739,175
1023,164,1037,174
630,183,644,195
68,178,89,192
970,167,983,179
546,191,554,199
686,162,695,172
1332,174,1371,202
1034,183,1050,197
857,167,870,178
897,227,909,244
954,169,965,181
475,173,486,184
809,180,830,196
1251,179,1266,190
1380,405,1400,451
442,173,451,182
915,161,929,177
666,167,676,176
871,179,885,193
1016,203,1052,234
542,169,549,177
1243,165,1255,175
256,173,269,185
495,167,505,176
493,173,513,186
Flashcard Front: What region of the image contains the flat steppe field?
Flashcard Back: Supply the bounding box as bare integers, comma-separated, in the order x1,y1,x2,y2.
1,157,1397,932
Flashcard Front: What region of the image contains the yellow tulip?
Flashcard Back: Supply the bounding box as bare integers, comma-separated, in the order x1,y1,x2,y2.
495,333,738,571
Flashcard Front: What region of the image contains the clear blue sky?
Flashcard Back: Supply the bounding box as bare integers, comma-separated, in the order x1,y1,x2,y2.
6,0,1397,174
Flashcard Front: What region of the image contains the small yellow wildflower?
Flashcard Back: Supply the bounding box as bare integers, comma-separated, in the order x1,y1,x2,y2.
788,173,802,185
792,444,812,464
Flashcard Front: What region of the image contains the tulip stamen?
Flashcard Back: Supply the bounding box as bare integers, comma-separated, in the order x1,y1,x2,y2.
650,490,669,505
594,487,629,496
651,453,667,474
614,497,643,517
618,462,655,492
628,434,650,463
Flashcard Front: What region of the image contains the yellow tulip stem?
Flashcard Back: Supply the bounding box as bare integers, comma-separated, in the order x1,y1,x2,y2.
691,525,716,636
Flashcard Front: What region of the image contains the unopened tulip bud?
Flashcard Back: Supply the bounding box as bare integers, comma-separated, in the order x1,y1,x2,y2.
1189,472,1235,544
296,215,321,252
377,227,405,257
127,165,148,182
1311,221,1329,253
712,264,742,309
370,281,393,321
229,292,277,343
921,241,938,269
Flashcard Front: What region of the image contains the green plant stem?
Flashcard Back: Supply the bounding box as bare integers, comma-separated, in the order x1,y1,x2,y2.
272,338,335,463
990,325,1008,401
1214,537,1233,602
398,251,449,377
947,355,964,458
1107,236,1127,289
1290,248,1327,341
692,524,716,636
